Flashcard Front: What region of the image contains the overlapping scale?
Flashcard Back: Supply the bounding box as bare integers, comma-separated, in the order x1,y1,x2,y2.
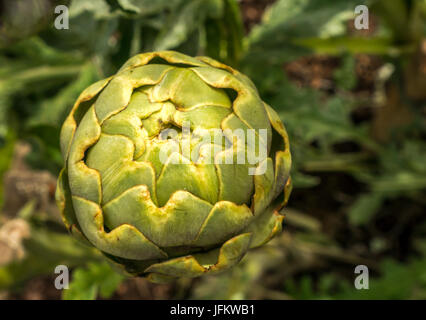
56,51,291,282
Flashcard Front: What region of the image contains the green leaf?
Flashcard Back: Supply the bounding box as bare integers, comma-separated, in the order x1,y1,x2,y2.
115,0,181,15
153,0,223,51
43,2,118,55
63,262,125,300
0,130,15,208
244,0,368,65
292,36,407,55
0,226,100,290
28,63,100,128
69,0,113,19
348,193,384,226
334,54,357,91
337,258,426,299
359,140,426,195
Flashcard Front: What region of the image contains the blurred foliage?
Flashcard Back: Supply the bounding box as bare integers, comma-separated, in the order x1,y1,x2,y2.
62,261,125,300
0,202,100,291
285,257,426,299
0,0,425,300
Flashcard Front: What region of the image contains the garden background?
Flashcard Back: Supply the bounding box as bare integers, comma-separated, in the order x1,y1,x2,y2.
0,0,425,299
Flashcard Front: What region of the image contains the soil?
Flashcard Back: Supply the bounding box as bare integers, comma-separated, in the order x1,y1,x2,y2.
239,0,276,33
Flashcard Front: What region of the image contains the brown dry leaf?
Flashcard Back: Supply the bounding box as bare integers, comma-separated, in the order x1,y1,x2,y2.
0,218,31,266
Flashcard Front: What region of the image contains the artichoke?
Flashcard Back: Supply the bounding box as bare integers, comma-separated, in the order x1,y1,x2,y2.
56,51,291,282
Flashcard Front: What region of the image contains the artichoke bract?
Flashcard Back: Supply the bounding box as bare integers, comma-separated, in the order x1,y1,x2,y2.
56,51,291,282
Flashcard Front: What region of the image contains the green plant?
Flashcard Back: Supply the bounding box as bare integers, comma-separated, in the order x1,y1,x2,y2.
0,0,245,176
56,51,292,283
63,261,125,300
1,0,424,300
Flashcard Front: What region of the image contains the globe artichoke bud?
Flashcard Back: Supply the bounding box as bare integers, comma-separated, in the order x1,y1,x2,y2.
56,51,291,283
